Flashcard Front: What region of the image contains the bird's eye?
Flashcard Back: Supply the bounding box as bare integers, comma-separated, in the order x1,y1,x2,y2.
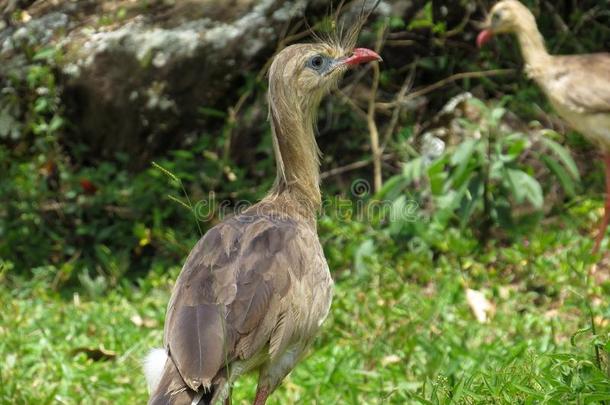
492,11,502,24
307,55,327,71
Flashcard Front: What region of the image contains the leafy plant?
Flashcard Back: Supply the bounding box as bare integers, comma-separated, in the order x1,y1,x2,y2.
378,97,580,245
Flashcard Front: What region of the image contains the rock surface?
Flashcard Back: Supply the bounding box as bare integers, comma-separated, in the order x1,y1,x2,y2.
1,0,322,166
0,0,431,167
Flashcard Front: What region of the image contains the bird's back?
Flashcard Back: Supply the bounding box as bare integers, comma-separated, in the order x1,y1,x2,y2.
532,52,610,148
148,198,332,404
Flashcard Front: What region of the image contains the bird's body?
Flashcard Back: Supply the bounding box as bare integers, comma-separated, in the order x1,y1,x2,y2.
148,197,332,405
531,54,610,150
145,26,381,405
479,0,610,251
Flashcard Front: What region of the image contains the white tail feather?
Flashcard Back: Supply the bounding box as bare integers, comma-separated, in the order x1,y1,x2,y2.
191,391,204,405
143,348,168,393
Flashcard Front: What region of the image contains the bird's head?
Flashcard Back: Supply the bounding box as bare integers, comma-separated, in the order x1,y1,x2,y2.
268,42,381,119
477,0,536,47
265,18,382,205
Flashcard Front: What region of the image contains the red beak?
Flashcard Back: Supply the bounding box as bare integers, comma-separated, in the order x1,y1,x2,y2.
343,48,382,66
477,29,494,48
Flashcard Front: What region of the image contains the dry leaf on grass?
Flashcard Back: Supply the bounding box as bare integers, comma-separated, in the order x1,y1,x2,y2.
381,354,401,367
466,288,495,323
72,346,117,361
130,314,158,328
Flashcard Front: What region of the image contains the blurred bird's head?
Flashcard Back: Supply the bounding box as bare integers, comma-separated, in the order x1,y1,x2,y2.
477,0,536,47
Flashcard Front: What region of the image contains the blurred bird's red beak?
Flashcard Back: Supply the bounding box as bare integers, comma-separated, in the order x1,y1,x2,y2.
343,48,382,66
477,29,494,48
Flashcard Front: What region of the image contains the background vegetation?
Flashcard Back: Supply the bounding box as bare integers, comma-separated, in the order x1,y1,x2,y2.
1,0,609,403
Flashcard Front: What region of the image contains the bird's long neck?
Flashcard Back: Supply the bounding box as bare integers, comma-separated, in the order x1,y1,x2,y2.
514,13,552,69
268,96,322,215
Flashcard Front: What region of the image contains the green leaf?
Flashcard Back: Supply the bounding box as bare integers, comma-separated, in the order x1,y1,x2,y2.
427,157,448,195
504,133,529,158
583,392,610,401
459,174,484,227
449,376,466,404
512,384,544,398
466,97,487,113
402,157,424,184
489,106,506,126
34,98,49,113
506,169,544,209
450,139,478,188
450,139,478,166
389,16,405,29
397,126,414,142
375,175,407,201
389,195,407,235
48,115,64,133
407,2,434,30
541,155,576,197
539,136,580,181
32,47,58,61
435,189,465,222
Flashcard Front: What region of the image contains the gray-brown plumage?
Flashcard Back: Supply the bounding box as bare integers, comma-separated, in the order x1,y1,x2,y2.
478,0,610,252
144,23,381,405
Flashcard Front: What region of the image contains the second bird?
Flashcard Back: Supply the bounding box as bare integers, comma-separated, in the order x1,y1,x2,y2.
478,0,610,252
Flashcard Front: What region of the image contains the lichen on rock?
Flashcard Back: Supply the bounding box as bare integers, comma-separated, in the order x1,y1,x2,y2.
0,0,350,166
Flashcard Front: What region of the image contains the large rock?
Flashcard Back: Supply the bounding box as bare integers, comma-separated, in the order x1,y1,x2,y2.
0,0,431,167
1,0,318,166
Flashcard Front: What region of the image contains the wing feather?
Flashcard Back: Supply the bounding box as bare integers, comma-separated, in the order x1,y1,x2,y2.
553,54,610,114
162,211,301,393
269,309,296,360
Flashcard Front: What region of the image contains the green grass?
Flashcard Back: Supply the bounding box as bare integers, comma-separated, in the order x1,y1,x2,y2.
1,199,609,404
